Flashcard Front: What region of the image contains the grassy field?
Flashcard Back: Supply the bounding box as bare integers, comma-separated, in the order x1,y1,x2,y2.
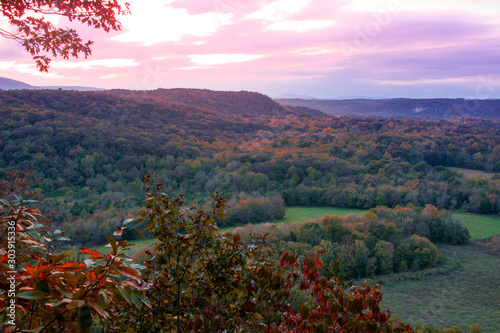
278,207,366,223
278,208,500,240
456,213,500,240
102,207,368,254
92,236,157,255
379,244,500,331
448,167,497,180
94,207,500,254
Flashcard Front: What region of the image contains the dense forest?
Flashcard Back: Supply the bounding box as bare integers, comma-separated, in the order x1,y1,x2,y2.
1,89,499,247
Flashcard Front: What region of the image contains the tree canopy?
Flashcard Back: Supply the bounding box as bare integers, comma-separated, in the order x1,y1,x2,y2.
0,0,129,71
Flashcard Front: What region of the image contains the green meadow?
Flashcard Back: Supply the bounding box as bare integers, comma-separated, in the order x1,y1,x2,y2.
95,207,500,254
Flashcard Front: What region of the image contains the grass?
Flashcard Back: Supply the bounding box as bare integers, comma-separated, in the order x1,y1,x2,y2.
379,244,500,331
92,236,157,255
448,167,497,180
93,207,500,254
92,207,368,253
456,213,500,240
278,207,366,223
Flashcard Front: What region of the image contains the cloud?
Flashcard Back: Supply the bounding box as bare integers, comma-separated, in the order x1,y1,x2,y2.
111,0,231,45
99,74,129,80
245,0,311,21
51,58,139,69
0,61,65,78
188,53,264,65
267,20,333,32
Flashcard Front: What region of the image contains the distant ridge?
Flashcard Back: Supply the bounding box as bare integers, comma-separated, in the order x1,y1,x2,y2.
109,88,291,117
274,93,318,100
0,77,102,91
275,98,500,120
0,77,33,90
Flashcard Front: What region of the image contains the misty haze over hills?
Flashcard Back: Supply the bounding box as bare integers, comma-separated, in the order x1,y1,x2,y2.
2,77,500,121
275,98,500,120
0,77,103,91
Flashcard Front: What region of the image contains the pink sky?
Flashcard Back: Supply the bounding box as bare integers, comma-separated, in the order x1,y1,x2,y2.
1,0,500,98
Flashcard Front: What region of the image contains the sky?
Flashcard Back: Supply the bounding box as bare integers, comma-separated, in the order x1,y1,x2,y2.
1,0,500,99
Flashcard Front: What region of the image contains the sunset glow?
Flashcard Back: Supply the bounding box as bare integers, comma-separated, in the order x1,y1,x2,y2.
1,0,499,98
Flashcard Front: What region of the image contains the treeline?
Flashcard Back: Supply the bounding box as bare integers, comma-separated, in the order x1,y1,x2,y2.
224,194,286,226
1,89,499,245
234,205,469,279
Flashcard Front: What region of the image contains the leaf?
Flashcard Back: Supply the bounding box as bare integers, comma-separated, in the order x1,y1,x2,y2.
114,266,140,280
79,248,105,260
131,288,151,309
106,236,118,253
77,304,93,333
88,302,110,319
51,252,67,265
117,286,140,308
36,280,50,293
17,290,48,300
133,228,145,241
113,227,126,237
22,328,44,333
0,309,8,326
123,218,134,225
84,259,95,268
55,236,71,241
54,262,87,272
67,299,85,309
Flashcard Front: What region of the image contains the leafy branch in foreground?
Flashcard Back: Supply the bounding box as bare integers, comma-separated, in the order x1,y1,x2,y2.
0,196,149,332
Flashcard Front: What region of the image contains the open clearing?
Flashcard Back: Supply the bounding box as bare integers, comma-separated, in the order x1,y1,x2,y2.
448,167,497,180
456,212,500,239
95,207,500,254
380,244,500,331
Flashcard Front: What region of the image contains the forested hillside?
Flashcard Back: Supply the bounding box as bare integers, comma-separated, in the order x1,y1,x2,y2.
276,98,500,120
1,89,500,246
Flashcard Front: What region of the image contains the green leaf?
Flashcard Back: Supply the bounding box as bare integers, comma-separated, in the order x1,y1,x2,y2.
117,286,140,308
123,218,134,225
54,284,73,298
77,304,93,333
22,328,44,333
18,290,48,300
51,252,67,265
132,288,152,309
0,310,7,326
106,236,118,253
133,228,145,241
55,236,71,241
36,280,50,293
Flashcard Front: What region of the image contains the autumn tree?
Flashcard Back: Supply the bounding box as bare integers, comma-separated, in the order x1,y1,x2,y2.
0,0,130,71
112,175,415,332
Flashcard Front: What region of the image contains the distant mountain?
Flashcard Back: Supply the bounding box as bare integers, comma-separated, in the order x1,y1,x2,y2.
0,77,33,90
109,88,293,117
0,77,102,91
275,98,500,120
274,93,318,100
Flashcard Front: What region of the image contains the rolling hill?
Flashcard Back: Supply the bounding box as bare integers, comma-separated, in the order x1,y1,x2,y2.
275,98,500,120
0,76,102,91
